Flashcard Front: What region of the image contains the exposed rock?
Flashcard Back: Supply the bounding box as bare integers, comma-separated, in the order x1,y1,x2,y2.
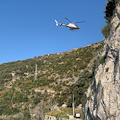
83,2,120,120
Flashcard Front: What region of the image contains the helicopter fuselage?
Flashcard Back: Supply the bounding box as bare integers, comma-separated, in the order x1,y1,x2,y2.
60,23,79,30
67,23,79,29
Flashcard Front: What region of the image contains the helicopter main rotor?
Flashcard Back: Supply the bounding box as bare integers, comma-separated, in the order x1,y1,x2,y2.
65,17,85,24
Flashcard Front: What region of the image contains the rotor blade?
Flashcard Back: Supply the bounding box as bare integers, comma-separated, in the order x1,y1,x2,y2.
65,17,72,23
74,21,86,23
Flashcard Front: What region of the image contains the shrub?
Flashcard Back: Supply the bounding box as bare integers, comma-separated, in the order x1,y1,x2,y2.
102,0,118,38
23,110,31,119
100,55,106,65
106,67,109,72
101,20,111,38
13,92,28,103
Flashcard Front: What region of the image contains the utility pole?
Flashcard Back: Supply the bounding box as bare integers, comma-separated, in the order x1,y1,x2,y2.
72,94,75,118
34,64,37,80
117,46,120,81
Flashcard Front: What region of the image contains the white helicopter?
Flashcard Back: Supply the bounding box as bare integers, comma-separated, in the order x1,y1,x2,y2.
55,17,85,30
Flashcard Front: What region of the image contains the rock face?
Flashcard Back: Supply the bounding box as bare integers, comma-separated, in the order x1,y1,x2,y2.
83,2,120,120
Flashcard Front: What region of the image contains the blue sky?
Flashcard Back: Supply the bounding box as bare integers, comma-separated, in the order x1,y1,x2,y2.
0,0,107,64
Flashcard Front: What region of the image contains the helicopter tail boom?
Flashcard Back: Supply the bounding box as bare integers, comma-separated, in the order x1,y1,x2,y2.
55,20,59,26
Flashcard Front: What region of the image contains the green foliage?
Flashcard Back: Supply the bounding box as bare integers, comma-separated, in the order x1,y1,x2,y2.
33,92,41,105
104,0,116,20
0,41,103,117
101,20,111,38
0,105,19,115
46,107,82,119
100,55,106,65
56,89,69,106
106,67,109,72
102,0,119,38
67,70,93,107
23,109,31,119
12,91,28,103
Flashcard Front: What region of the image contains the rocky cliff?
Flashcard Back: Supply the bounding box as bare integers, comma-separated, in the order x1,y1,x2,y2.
83,1,120,120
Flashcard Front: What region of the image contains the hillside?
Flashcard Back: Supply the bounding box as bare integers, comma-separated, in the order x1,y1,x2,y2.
0,41,104,119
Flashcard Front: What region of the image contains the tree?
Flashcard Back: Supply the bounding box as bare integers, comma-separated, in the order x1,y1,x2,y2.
104,0,115,20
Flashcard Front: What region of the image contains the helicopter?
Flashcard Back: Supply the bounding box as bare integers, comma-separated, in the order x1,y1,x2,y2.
55,17,85,30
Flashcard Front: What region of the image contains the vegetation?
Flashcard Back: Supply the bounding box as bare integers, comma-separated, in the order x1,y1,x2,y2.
104,0,116,21
106,67,109,72
46,107,82,119
101,20,111,38
0,41,104,119
102,0,119,38
100,55,106,65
